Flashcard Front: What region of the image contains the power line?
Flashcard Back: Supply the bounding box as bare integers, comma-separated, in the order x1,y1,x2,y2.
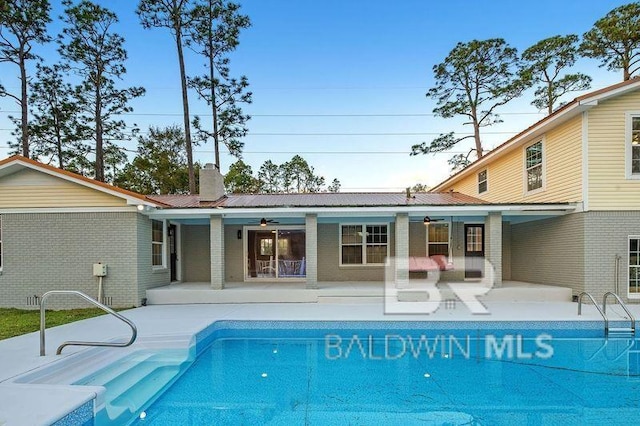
0,110,545,117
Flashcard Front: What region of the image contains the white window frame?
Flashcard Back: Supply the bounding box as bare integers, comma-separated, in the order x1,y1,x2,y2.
625,112,640,180
426,221,451,258
478,169,488,194
339,223,389,266
524,139,545,194
152,219,167,269
628,235,640,299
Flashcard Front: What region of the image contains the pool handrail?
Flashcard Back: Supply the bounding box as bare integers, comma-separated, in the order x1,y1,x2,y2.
603,291,636,335
577,291,608,335
40,290,137,356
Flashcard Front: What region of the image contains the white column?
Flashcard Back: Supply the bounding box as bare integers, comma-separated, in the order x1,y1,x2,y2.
395,213,410,286
305,214,318,289
210,215,224,289
485,212,503,287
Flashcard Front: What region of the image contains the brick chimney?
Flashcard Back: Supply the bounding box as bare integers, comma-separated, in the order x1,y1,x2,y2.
199,163,225,201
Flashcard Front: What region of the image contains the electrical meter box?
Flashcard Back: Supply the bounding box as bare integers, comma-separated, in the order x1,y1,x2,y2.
93,263,107,277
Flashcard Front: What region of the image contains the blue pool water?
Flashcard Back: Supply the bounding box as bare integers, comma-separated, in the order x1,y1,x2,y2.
128,321,640,425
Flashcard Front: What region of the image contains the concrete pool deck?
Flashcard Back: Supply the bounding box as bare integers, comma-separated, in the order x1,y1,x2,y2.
0,301,639,425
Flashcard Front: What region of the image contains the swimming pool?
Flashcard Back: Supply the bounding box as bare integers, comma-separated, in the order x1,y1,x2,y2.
115,321,640,425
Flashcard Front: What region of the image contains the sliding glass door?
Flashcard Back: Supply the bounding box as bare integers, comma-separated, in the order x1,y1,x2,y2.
246,227,306,280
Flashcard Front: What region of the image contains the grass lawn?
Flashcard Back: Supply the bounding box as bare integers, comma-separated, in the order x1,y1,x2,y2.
0,308,112,341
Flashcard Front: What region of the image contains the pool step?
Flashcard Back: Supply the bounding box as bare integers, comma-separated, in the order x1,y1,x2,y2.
608,327,635,336
102,365,183,424
87,351,192,424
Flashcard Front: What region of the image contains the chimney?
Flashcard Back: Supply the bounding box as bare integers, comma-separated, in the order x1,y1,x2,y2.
199,163,225,201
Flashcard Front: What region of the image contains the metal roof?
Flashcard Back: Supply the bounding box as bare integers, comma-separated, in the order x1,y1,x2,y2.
147,191,486,209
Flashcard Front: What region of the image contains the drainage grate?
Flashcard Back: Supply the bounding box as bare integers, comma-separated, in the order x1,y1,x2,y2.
100,296,113,306
26,295,40,306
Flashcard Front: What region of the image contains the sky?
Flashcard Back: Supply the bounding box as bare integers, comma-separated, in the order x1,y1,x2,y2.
0,0,633,191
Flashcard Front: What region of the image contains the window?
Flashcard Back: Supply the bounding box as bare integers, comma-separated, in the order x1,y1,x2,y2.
478,170,487,194
340,224,388,265
630,115,640,176
260,238,273,256
152,220,165,267
427,223,450,257
629,237,640,296
525,141,543,191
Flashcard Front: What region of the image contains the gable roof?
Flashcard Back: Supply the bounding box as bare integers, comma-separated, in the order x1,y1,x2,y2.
430,77,640,192
0,155,164,207
147,191,487,208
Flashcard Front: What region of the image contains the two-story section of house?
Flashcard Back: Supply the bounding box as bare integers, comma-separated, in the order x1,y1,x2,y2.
432,77,640,303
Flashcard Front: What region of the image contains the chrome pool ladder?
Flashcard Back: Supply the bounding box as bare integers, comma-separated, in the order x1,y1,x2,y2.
578,291,636,337
40,290,137,356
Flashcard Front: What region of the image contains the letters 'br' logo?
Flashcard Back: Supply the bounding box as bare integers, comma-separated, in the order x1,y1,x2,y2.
383,256,495,315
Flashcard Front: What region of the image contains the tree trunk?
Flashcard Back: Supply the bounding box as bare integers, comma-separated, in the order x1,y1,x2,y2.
55,114,64,169
19,53,29,158
208,1,220,170
547,82,554,115
95,84,104,181
176,29,196,194
472,119,483,158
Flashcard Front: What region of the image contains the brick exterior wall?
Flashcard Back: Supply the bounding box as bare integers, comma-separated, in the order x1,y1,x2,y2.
485,212,503,287
136,214,170,302
510,213,585,296
305,214,318,288
583,211,640,303
210,216,224,289
0,212,164,309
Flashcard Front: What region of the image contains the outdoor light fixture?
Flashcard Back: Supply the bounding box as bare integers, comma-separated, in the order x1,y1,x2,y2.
260,218,267,227
423,216,431,225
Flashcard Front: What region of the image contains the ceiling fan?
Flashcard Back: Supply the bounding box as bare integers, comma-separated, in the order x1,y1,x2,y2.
249,218,280,227
409,216,445,225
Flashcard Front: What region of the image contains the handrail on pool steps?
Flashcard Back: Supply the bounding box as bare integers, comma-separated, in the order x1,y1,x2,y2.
39,290,137,356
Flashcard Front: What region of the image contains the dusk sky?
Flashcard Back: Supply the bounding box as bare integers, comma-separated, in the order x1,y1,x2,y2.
0,0,632,191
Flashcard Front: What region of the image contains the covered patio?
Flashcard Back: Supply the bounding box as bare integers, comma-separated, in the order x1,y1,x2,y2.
143,191,579,305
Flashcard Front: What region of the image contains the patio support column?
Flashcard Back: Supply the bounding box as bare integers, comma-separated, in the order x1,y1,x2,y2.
486,212,502,288
305,213,318,289
210,214,224,289
395,213,409,286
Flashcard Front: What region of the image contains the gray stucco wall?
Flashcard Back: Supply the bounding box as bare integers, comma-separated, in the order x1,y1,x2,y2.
182,225,210,282
583,211,640,303
0,212,142,309
225,225,243,282
510,214,585,295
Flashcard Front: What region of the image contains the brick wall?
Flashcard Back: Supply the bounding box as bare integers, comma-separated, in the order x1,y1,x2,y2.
0,212,140,309
224,225,243,282
136,215,170,302
510,213,585,295
583,211,640,303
